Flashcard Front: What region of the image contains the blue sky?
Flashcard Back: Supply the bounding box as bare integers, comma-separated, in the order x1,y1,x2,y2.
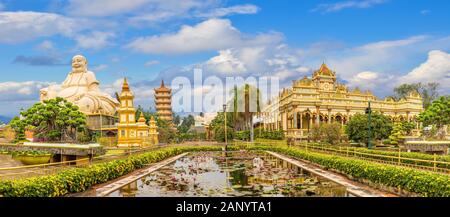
0,0,449,117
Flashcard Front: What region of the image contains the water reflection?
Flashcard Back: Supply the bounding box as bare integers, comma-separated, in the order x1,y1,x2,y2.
108,151,348,197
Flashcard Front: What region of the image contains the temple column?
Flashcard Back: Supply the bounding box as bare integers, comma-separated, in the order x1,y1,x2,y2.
328,109,331,123
299,113,303,129
294,111,298,129
282,112,287,131
406,112,410,122
316,106,320,125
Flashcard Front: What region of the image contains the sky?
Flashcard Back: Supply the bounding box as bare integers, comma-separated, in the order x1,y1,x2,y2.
0,0,449,117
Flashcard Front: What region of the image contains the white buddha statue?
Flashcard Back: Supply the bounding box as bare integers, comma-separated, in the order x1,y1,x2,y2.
40,55,119,116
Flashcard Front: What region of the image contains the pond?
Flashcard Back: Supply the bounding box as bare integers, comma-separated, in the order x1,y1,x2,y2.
108,151,350,197
107,151,350,197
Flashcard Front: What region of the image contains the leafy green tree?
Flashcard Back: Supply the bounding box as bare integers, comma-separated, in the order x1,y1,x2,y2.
394,82,440,109
388,122,404,146
11,97,86,142
309,124,322,142
346,113,393,146
322,123,342,145
173,114,181,126
308,123,342,144
9,117,26,142
210,112,234,142
177,115,195,133
400,121,416,135
418,95,450,138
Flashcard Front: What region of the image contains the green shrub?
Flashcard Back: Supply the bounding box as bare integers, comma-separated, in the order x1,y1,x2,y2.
303,143,450,169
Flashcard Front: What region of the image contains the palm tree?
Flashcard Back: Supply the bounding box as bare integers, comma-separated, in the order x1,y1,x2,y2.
229,84,261,141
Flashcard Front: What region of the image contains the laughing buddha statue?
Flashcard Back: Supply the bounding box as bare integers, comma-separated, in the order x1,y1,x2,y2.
40,55,119,116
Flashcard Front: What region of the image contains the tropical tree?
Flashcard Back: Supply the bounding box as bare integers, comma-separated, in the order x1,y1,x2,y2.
418,95,450,139
321,123,342,145
308,123,342,144
177,115,195,133
393,82,440,109
10,97,86,142
210,112,234,142
229,84,262,141
346,113,393,146
9,117,26,142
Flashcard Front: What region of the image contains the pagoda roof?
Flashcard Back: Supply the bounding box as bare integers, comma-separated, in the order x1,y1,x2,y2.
314,63,335,77
155,80,171,92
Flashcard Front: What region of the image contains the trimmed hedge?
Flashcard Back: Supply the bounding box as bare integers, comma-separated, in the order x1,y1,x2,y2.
248,145,450,197
0,146,223,197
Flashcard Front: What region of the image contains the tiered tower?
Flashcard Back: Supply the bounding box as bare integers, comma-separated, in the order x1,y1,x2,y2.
154,80,173,122
117,78,160,147
117,78,140,147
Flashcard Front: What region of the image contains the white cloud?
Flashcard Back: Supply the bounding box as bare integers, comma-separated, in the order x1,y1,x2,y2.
325,35,433,80
127,18,282,54
0,81,54,103
0,11,80,43
421,10,430,15
75,31,115,50
399,50,450,90
312,0,388,13
92,64,108,72
36,40,54,51
197,4,259,18
347,71,394,90
144,60,160,67
358,35,427,51
205,49,247,75
66,0,150,17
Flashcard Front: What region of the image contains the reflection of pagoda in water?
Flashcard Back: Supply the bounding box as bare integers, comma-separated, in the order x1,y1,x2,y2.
154,80,173,123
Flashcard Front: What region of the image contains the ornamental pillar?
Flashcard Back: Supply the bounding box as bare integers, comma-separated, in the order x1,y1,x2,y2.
294,112,298,129
316,106,320,125
328,109,331,123
300,113,303,129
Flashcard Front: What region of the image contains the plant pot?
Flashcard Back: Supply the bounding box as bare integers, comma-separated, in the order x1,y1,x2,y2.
15,154,52,165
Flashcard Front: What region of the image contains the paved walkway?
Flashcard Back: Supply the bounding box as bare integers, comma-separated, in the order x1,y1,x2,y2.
267,151,397,197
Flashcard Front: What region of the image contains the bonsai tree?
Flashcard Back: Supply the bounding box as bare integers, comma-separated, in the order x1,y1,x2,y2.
10,97,87,142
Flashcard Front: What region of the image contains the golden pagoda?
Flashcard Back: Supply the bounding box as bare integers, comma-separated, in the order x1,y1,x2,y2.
117,78,159,147
154,80,173,122
117,78,140,147
148,116,159,145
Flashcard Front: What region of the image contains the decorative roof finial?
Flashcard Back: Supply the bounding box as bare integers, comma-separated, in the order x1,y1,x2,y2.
122,77,130,91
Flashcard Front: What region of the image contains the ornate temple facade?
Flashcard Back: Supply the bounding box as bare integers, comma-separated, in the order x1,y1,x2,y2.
154,80,173,123
260,63,424,140
118,78,158,147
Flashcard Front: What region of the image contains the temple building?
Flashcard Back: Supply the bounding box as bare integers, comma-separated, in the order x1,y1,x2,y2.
117,78,158,147
260,63,424,140
154,80,173,123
